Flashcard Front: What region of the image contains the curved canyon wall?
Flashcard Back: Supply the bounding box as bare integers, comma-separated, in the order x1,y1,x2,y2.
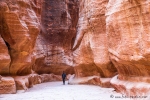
0,0,42,75
72,0,117,79
0,0,150,96
107,0,150,79
106,0,150,96
0,0,79,75
33,0,79,75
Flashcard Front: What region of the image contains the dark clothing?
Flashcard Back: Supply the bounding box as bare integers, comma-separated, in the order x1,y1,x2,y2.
63,78,65,85
62,72,66,85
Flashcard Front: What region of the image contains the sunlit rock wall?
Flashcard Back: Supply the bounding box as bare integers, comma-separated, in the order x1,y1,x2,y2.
106,0,150,95
0,35,10,75
0,0,41,75
72,0,117,78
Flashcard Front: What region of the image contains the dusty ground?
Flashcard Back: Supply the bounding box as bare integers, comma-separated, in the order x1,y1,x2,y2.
0,81,130,100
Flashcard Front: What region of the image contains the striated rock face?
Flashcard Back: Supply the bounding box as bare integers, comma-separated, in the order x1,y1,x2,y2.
0,35,10,75
33,0,79,75
0,0,150,96
0,77,16,94
14,76,30,90
0,0,42,75
106,0,150,95
72,0,117,78
111,75,150,96
0,74,62,93
13,73,61,91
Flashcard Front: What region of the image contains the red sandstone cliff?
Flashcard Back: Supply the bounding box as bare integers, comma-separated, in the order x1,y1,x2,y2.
72,0,117,79
0,0,42,75
106,0,150,96
32,0,79,75
0,0,150,96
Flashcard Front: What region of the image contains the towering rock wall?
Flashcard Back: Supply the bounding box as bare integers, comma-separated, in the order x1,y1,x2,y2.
72,0,117,78
32,0,79,75
0,0,150,96
106,0,150,96
0,0,42,75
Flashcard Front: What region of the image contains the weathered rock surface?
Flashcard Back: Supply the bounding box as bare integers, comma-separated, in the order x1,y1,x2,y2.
13,74,42,91
28,74,42,87
99,78,112,88
32,0,79,75
72,0,117,78
68,74,100,85
0,0,42,75
14,76,30,90
0,35,10,75
0,0,150,96
39,74,62,83
13,73,62,91
111,75,150,97
0,76,16,94
106,0,150,96
68,75,112,87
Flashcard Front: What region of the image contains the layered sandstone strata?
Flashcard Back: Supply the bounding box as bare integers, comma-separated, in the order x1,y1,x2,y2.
33,0,79,75
0,35,10,75
0,0,42,75
0,74,62,93
0,76,16,94
72,0,117,79
0,0,150,96
106,0,150,95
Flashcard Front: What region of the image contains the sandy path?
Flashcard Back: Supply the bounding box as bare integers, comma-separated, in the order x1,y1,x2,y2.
0,81,129,100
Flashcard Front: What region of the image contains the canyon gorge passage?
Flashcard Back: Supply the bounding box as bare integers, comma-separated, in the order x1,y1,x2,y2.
0,0,150,99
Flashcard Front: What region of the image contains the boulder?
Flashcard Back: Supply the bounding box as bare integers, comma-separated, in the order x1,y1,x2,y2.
0,76,16,94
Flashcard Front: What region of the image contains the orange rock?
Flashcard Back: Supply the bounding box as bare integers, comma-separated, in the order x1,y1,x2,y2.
68,75,100,85
0,76,16,94
13,76,29,90
106,0,150,96
13,73,62,91
106,0,150,77
0,0,42,75
72,0,117,78
39,74,62,83
100,78,112,88
32,0,79,75
13,74,41,90
111,75,150,97
0,35,10,75
1,0,150,96
28,74,41,87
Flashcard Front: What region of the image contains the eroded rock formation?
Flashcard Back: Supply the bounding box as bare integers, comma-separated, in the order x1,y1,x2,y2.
0,0,150,96
0,74,62,93
72,0,117,78
106,0,150,96
0,35,10,75
0,0,42,75
32,0,79,75
0,76,16,94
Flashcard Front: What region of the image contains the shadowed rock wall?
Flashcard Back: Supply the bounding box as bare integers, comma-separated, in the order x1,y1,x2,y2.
32,0,79,75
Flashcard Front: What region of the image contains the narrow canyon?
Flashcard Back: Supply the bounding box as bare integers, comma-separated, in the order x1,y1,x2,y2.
0,0,150,98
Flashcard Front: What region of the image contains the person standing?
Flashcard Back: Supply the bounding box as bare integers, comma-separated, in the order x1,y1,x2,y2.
62,71,66,85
